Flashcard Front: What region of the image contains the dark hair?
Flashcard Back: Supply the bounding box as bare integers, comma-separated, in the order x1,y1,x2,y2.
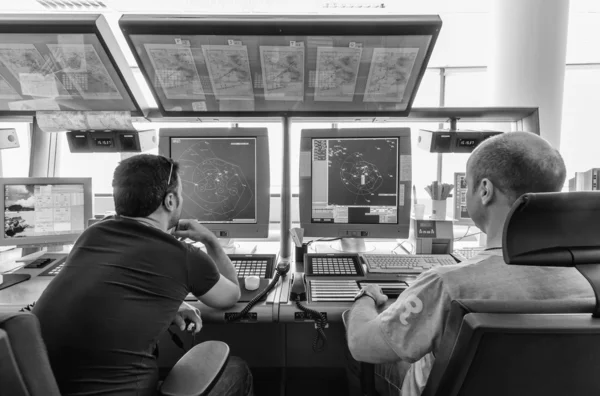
468,132,566,205
112,154,180,217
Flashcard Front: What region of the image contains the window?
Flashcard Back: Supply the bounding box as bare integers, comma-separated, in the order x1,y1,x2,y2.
0,123,31,177
560,65,600,180
443,68,488,107
412,69,441,107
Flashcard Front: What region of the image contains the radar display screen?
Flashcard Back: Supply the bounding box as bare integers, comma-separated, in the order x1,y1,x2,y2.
170,137,256,223
311,137,398,224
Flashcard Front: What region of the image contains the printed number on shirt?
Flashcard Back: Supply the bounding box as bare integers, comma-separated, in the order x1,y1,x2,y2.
398,294,423,325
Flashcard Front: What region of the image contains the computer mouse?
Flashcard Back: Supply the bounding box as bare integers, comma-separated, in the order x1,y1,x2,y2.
245,275,260,291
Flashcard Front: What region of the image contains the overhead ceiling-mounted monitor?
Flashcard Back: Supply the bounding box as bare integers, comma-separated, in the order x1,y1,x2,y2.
0,15,143,116
119,14,442,117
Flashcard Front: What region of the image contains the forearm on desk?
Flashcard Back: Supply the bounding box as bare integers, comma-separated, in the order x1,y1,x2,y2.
204,239,239,286
348,299,398,363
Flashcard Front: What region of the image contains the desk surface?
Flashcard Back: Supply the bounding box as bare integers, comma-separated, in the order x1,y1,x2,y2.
0,240,476,317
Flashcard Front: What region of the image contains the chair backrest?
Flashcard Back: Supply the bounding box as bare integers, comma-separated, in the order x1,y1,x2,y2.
422,299,600,396
0,312,61,396
424,192,600,396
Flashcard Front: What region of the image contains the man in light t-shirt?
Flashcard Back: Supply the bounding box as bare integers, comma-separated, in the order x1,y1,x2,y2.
346,132,594,396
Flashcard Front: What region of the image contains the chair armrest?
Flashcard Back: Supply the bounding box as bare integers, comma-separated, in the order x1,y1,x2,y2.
160,341,230,396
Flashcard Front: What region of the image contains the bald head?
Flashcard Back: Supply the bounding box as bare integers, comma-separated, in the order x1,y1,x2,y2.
467,132,566,205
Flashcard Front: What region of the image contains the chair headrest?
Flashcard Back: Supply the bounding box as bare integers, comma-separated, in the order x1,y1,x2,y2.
503,192,600,266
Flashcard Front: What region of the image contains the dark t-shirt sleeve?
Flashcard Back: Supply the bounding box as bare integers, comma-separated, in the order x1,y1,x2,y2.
185,244,221,297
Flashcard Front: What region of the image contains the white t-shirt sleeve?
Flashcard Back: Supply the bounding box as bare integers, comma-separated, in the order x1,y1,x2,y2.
376,270,451,363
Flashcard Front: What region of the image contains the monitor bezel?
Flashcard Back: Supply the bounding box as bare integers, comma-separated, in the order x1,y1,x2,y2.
119,14,442,118
158,127,270,239
299,128,412,239
0,177,93,247
0,17,144,117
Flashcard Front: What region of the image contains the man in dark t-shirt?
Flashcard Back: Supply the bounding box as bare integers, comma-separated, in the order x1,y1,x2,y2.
33,155,251,396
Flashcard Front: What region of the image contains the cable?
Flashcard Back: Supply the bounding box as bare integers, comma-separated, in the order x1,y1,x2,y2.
226,263,290,323
294,300,328,352
454,232,482,242
306,237,342,252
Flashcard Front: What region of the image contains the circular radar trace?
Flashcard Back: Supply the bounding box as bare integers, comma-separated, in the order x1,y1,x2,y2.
188,157,251,216
340,152,383,196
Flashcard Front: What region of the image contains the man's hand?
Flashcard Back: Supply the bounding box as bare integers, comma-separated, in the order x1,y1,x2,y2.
173,302,202,334
361,284,388,307
173,219,218,245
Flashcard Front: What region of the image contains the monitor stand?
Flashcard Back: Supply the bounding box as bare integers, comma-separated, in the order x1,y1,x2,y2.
218,238,258,255
332,238,375,253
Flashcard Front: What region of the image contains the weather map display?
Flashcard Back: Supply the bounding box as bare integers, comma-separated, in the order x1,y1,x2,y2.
170,138,257,223
4,184,85,238
311,138,398,225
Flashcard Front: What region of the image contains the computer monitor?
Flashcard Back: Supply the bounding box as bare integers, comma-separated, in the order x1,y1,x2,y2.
0,178,93,247
299,128,412,251
158,128,270,239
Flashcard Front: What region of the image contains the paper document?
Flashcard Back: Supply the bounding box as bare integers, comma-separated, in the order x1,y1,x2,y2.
19,73,59,98
0,44,68,97
48,44,122,100
36,111,134,133
314,47,362,102
202,45,254,100
259,46,304,101
364,48,419,103
144,43,205,100
51,35,87,73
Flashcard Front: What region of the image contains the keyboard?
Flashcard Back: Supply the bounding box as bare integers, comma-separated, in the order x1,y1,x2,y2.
229,254,276,278
39,254,276,278
305,254,364,277
363,254,457,274
24,257,54,269
309,280,360,302
39,257,68,277
453,248,484,261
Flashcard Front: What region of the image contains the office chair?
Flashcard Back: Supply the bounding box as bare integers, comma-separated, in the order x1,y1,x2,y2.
0,311,230,396
352,192,600,396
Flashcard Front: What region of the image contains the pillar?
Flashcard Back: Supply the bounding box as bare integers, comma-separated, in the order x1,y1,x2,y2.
488,0,570,149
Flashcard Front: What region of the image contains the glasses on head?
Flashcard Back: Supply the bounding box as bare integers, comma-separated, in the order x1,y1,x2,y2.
167,160,174,186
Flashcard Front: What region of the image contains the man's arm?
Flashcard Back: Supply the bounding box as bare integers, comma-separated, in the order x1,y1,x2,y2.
348,272,449,365
348,285,399,363
202,237,239,287
175,220,241,308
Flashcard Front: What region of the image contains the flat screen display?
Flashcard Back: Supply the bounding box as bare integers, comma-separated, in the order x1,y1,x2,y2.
0,33,138,112
4,184,85,238
169,137,257,223
126,33,433,114
311,137,398,225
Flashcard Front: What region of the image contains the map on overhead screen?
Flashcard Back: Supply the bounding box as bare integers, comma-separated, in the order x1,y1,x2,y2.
314,47,362,102
144,43,205,100
0,44,70,97
47,44,122,100
171,138,257,223
259,45,305,101
0,74,21,100
326,138,398,206
364,48,419,103
201,45,254,100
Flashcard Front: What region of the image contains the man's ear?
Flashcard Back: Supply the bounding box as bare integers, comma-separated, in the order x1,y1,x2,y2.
479,178,495,206
164,192,176,212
